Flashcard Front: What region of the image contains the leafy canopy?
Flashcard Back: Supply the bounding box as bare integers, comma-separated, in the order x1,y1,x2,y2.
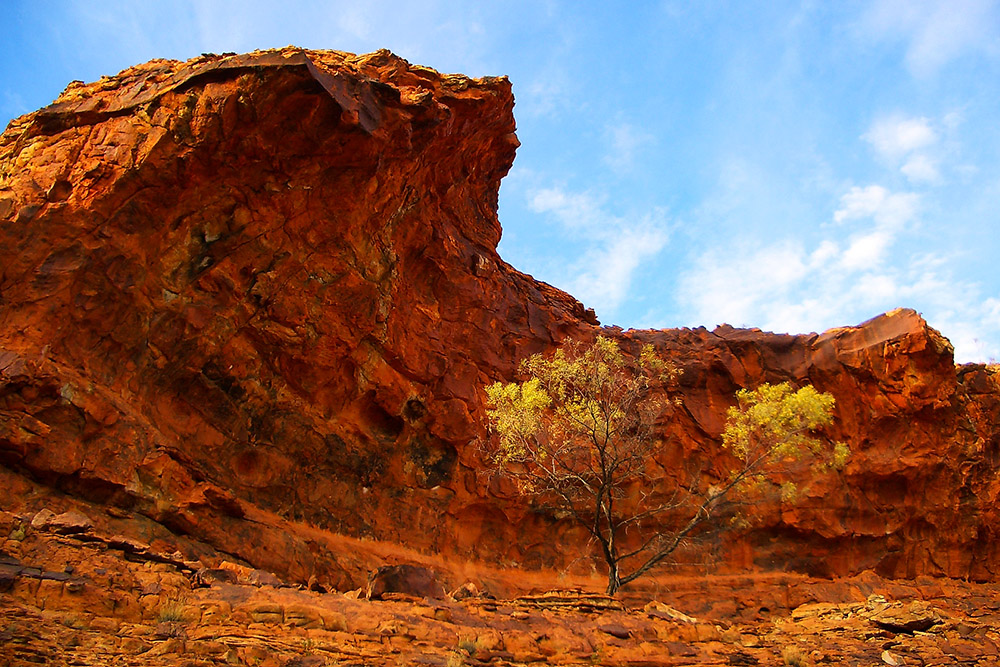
483,337,846,595
485,336,672,483
719,382,848,503
723,382,838,462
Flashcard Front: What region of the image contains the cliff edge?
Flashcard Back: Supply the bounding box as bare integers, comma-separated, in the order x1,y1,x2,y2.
1,48,998,591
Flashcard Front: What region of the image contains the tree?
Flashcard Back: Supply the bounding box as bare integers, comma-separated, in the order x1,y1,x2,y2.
483,337,846,595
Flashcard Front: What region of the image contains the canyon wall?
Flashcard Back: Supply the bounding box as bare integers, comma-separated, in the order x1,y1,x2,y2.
1,48,997,590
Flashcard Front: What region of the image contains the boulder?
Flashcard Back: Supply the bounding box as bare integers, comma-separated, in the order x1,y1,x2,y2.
30,509,92,534
870,601,941,634
366,564,444,600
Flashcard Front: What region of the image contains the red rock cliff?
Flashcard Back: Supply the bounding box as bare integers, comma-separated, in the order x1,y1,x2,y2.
1,48,998,589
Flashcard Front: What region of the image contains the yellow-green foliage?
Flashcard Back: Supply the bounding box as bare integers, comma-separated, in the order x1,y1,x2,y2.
485,337,671,471
482,337,845,595
721,382,846,497
8,523,26,541
483,337,678,594
831,441,850,468
722,382,838,462
485,377,551,464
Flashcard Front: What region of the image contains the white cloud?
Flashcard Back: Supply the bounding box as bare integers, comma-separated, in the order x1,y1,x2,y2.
679,184,925,333
854,273,899,303
861,0,1000,77
840,231,893,270
862,114,952,185
861,110,965,186
833,185,920,231
529,187,605,230
528,185,669,315
679,232,922,336
517,67,574,118
905,0,999,75
809,240,840,267
336,6,373,41
678,178,995,360
984,298,1000,329
900,154,940,184
677,240,812,330
863,115,936,160
942,110,966,132
923,296,1000,363
569,225,668,310
953,297,1000,361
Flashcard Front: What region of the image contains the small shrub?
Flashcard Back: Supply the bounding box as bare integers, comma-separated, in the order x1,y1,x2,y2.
157,601,186,623
457,635,480,655
782,645,809,666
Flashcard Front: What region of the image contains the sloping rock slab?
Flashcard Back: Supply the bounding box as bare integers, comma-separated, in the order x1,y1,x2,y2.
870,601,942,633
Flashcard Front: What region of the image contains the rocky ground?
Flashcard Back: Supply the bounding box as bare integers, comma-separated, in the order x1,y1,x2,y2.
3,45,1000,667
2,508,998,666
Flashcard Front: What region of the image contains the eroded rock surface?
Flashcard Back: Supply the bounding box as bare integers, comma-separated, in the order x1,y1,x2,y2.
1,47,999,596
2,513,998,666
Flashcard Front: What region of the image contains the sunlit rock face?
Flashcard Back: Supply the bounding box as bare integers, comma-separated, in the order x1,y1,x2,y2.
1,48,997,588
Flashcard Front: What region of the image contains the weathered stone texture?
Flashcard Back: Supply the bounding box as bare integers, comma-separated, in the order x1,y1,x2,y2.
1,48,998,588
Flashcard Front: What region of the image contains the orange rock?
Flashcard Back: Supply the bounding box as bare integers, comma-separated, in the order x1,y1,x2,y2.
1,47,999,592
366,564,444,600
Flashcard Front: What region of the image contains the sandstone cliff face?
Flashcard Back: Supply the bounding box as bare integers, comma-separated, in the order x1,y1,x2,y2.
628,311,1000,581
1,48,997,589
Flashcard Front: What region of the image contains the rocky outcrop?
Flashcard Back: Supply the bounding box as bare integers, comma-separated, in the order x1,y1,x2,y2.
2,513,999,666
1,48,998,591
626,308,1000,582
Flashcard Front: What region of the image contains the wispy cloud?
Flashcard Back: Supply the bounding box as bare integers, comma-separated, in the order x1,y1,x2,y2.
603,122,653,174
336,5,374,41
833,185,920,231
518,69,572,118
528,185,669,316
900,155,940,184
675,182,996,360
839,231,894,271
860,0,1000,77
677,239,811,331
529,187,604,230
863,115,936,160
571,225,669,311
863,115,945,184
985,298,1000,329
916,281,1000,363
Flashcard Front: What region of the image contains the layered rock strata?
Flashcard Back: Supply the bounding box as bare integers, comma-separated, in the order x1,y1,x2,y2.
2,510,999,666
1,48,998,590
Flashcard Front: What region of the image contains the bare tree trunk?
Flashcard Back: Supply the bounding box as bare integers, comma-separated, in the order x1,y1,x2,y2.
606,559,621,595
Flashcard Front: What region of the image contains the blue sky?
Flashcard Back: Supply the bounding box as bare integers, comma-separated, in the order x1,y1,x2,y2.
3,1,999,362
